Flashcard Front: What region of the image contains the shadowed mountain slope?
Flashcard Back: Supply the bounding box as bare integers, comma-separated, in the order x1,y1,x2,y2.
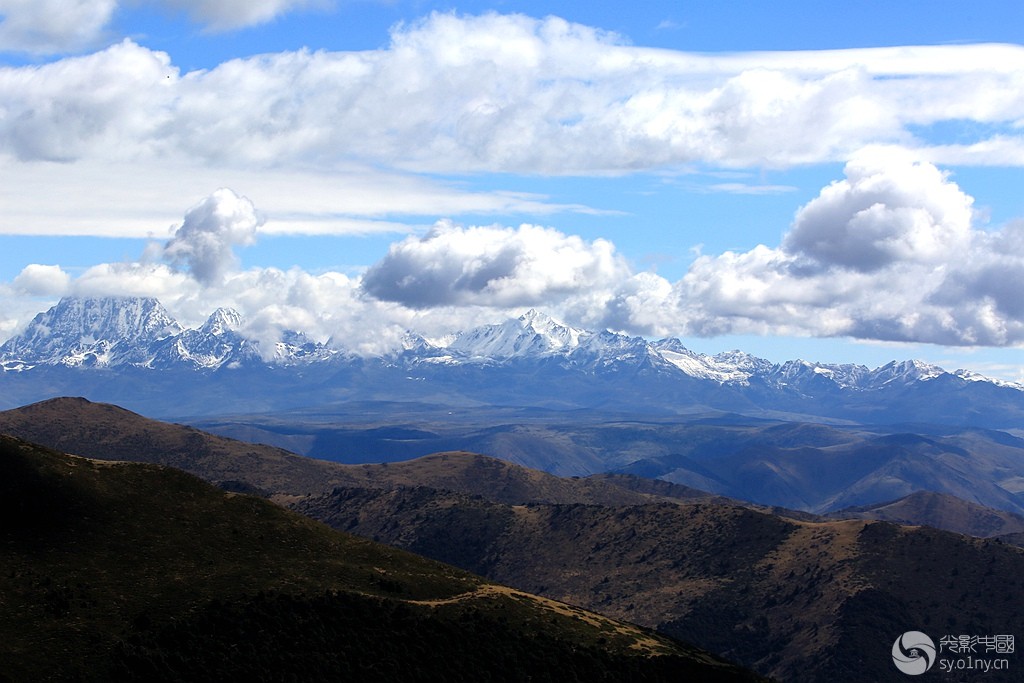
295,483,1024,682
0,396,350,496
0,398,661,506
194,406,1024,517
827,490,1024,538
6,397,1024,680
619,428,1024,516
2,397,1018,536
0,434,761,682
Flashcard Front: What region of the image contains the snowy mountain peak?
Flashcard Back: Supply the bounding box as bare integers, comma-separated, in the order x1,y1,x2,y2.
200,308,243,336
766,359,874,390
873,359,945,385
517,308,557,330
271,330,336,366
52,296,182,342
953,368,1024,390
0,296,183,367
447,310,585,359
1,298,1020,411
652,341,768,384
712,350,775,374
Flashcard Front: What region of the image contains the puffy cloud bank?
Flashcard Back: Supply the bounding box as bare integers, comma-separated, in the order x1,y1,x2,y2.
6,150,1024,350
357,149,1024,348
2,12,1023,245
12,264,71,296
3,12,1024,351
362,221,627,308
784,152,973,273
1,14,1023,172
670,149,1020,346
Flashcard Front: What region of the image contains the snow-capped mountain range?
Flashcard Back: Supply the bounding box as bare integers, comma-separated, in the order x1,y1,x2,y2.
1,296,1022,426
0,297,183,370
0,298,335,371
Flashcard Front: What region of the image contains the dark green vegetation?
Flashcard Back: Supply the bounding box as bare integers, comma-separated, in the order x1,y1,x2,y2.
7,397,1024,681
0,435,762,682
10,398,1024,528
297,480,1024,682
0,396,349,496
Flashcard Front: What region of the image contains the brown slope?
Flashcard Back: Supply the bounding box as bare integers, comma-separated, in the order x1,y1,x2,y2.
3,397,1014,537
589,472,823,522
0,434,763,683
0,397,667,505
295,483,1024,683
827,489,1024,538
9,397,1024,679
0,396,350,495
328,449,664,505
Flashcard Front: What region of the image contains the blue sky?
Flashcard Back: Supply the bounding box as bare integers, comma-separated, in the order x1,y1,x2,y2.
2,0,1024,379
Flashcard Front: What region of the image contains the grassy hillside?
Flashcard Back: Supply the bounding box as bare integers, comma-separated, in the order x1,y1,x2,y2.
0,396,351,496
828,490,1024,538
297,483,1024,682
8,397,1024,680
3,398,1019,537
0,434,762,682
0,399,666,506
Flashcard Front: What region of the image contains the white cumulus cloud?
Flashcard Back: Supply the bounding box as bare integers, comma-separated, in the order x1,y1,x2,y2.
12,264,71,296
3,14,1024,173
784,148,974,272
658,151,1024,346
162,188,263,285
0,40,175,161
5,156,1024,353
361,220,629,309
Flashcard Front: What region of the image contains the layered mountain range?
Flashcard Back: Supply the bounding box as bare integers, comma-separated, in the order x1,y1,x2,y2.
1,430,759,682
3,397,1023,682
7,298,1024,680
2,296,1024,428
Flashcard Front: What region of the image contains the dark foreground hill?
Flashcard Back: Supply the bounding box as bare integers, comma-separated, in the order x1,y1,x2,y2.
8,397,1024,532
0,396,351,496
0,397,707,507
0,434,762,682
296,483,1024,682
7,397,1024,680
